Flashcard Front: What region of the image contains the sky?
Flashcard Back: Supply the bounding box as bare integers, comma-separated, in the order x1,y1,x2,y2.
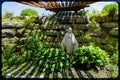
2,1,118,16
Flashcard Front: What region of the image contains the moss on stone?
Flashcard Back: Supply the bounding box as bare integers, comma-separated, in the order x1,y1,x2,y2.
102,22,118,29
108,28,118,36
17,28,25,33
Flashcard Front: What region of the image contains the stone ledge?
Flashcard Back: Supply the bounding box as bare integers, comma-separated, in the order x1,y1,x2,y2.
102,22,118,29
2,21,23,29
2,29,16,37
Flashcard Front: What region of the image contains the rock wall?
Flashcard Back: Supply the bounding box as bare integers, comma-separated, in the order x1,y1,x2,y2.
2,21,35,54
41,15,118,55
2,15,118,55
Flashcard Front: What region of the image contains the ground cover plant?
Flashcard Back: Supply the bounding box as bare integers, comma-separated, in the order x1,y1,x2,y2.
2,28,111,77
73,43,110,71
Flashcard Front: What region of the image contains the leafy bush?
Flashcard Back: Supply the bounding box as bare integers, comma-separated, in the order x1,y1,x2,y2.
73,43,109,70
110,51,118,65
23,29,44,61
2,43,13,66
2,43,21,66
33,48,70,75
101,3,118,16
20,8,38,17
105,51,118,78
22,29,70,75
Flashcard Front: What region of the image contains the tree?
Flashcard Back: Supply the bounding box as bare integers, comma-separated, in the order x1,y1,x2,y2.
101,3,118,16
20,8,38,17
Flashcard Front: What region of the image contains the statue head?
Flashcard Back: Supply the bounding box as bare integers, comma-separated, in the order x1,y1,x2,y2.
66,27,72,33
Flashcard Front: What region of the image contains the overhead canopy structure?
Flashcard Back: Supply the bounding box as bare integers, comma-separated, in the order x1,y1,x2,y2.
16,1,99,12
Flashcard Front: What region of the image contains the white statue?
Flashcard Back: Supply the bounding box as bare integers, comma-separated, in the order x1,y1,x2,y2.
61,27,78,54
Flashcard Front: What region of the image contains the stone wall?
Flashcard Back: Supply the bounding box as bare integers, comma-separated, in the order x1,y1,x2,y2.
2,15,118,55
2,21,35,54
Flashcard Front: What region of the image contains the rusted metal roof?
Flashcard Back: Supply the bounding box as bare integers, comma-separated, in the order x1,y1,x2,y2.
16,1,99,12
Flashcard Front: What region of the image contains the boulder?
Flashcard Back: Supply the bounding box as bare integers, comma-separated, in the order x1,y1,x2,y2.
94,37,102,44
2,37,19,45
34,16,42,24
95,16,106,23
86,23,100,29
23,29,32,37
14,22,23,28
46,37,53,42
2,22,15,29
102,22,118,29
76,36,92,43
58,25,66,30
89,31,102,37
54,38,60,43
2,22,23,29
16,28,25,36
105,16,113,22
19,37,27,44
44,30,58,36
75,16,89,23
112,15,118,21
74,24,89,30
2,29,16,37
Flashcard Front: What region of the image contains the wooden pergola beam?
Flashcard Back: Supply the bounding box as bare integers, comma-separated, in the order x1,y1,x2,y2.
16,1,99,12
46,5,86,12
30,1,44,8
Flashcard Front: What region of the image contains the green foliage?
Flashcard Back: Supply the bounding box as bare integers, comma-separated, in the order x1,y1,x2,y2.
106,51,118,78
88,13,101,25
23,29,44,61
89,13,99,20
42,15,59,29
22,29,70,74
69,20,74,28
2,43,14,66
73,43,109,71
78,9,89,16
2,11,14,19
2,43,21,66
12,16,23,22
33,48,70,74
20,8,38,17
2,28,113,76
89,18,96,24
2,16,23,22
110,51,118,65
101,3,118,16
23,16,35,27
